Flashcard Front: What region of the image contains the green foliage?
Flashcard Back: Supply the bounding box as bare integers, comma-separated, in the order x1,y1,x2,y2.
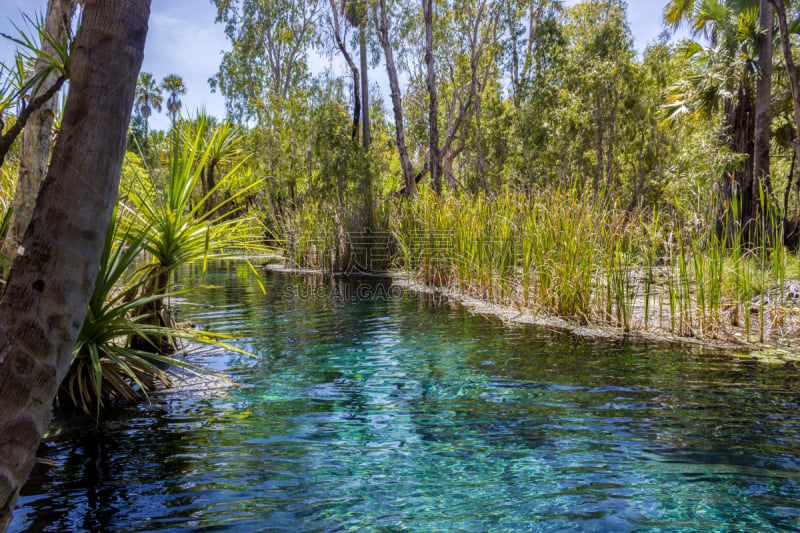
390,186,793,342
60,115,268,418
0,12,72,99
64,204,243,418
210,0,319,122
392,188,643,322
136,72,163,120
125,117,264,274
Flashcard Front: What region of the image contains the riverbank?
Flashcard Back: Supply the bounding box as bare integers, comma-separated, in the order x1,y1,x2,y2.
267,262,800,364
398,273,800,364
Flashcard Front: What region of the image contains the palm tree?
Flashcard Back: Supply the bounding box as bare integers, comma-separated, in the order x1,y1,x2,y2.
161,73,186,153
161,73,186,128
135,71,162,139
0,0,148,527
664,0,763,241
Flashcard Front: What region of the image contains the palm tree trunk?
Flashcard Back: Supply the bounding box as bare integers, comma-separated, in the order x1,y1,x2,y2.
752,0,774,221
0,1,149,528
1,0,76,274
717,83,756,242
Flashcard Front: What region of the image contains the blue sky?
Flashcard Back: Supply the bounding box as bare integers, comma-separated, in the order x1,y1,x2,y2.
1,0,679,131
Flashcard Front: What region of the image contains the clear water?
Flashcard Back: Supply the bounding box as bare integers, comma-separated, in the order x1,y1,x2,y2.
11,265,800,532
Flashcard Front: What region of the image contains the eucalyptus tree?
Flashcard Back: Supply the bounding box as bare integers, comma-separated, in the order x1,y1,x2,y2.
501,0,565,186
327,0,361,142
390,0,500,194
210,0,320,221
211,0,319,123
332,0,372,150
503,0,563,109
0,0,149,527
440,0,503,193
135,71,162,138
375,0,418,195
563,0,634,193
1,1,75,275
423,0,441,192
355,1,371,150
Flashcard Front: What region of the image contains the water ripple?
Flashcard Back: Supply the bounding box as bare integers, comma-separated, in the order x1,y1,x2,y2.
12,269,800,532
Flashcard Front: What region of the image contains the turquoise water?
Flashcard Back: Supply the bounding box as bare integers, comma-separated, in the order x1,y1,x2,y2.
11,266,800,531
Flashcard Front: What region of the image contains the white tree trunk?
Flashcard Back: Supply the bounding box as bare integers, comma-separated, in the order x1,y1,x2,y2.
2,0,76,273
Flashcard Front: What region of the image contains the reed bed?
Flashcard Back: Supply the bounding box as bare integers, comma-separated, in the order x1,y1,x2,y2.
283,198,392,273
389,188,797,344
281,185,798,345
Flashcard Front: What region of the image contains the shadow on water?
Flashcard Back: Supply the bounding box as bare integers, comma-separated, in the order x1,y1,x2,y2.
12,264,800,532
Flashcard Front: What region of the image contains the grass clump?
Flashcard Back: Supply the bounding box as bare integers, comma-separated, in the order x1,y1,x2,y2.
385,186,798,345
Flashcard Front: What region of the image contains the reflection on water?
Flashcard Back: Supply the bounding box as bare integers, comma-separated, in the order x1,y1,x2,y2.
12,264,800,531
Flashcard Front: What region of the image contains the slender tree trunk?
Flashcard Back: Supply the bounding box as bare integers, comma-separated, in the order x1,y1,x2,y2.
423,0,441,194
0,1,149,528
143,113,150,140
445,137,465,191
594,91,604,194
360,28,370,151
358,20,373,245
376,0,416,195
329,0,360,142
8,0,75,260
0,77,67,171
784,148,796,218
752,0,774,220
605,86,619,193
506,0,521,109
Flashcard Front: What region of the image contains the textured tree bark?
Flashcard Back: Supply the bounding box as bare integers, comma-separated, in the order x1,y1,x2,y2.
717,82,756,243
1,0,76,273
376,0,417,195
752,0,774,218
423,0,441,194
0,0,149,529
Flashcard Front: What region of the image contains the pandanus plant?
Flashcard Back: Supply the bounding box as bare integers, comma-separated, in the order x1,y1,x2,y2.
64,204,245,418
123,116,265,351
0,12,73,167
